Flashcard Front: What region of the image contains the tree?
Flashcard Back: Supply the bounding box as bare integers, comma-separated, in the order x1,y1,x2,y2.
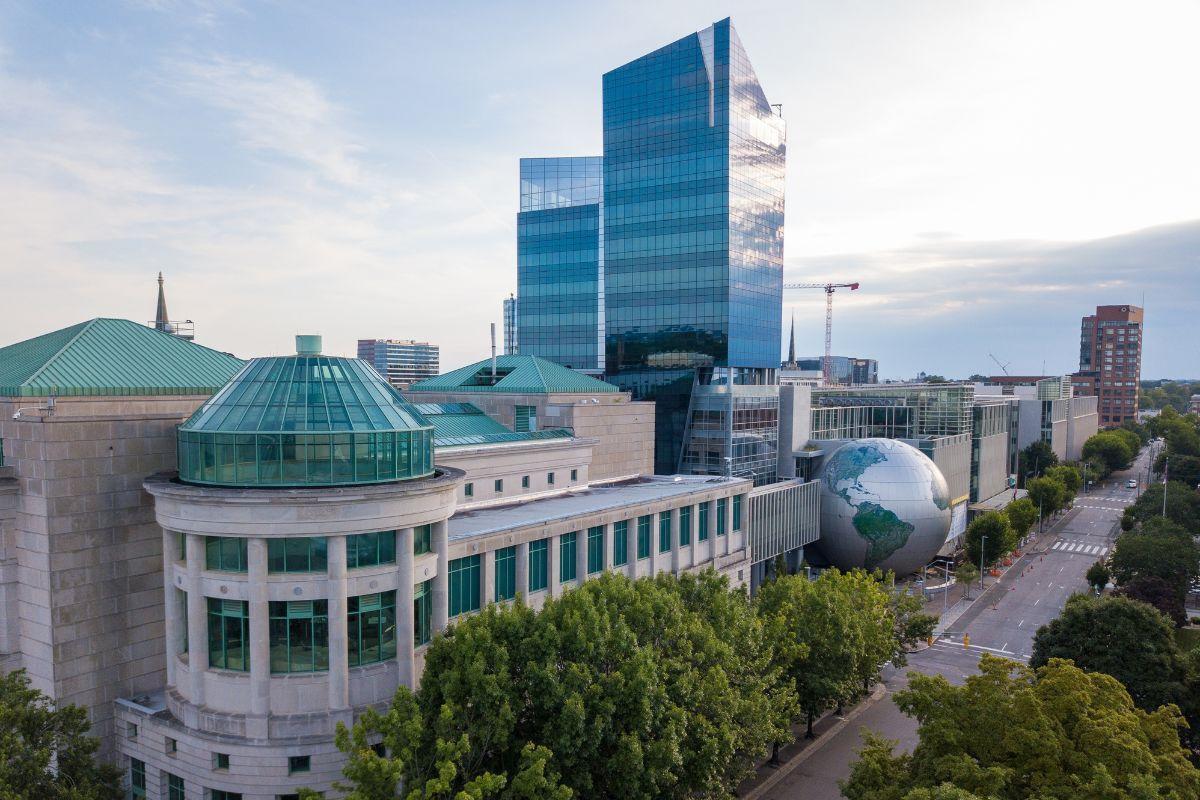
1111,426,1144,460
1024,476,1065,519
890,588,937,664
954,562,978,600
1082,431,1135,476
1031,595,1187,713
963,512,1015,569
1043,465,1081,505
1120,418,1152,445
1157,453,1200,491
1085,561,1110,592
0,669,122,800
1016,440,1057,486
1125,481,1200,532
1109,528,1200,602
1116,576,1188,627
1003,497,1038,540
840,655,1200,800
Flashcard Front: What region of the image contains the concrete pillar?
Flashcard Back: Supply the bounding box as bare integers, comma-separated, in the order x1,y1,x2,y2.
602,523,613,573
669,508,681,575
576,530,588,585
706,500,718,563
326,535,349,711
247,538,271,719
549,534,562,598
515,541,529,601
162,529,180,687
184,534,207,706
432,520,449,633
396,528,415,689
626,520,637,580
723,496,734,557
483,548,496,605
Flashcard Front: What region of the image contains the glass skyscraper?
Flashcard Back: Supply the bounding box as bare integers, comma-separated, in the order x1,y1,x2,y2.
602,18,786,474
516,157,605,373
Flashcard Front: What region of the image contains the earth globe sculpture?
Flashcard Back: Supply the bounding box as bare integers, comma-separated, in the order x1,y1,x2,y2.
815,438,952,577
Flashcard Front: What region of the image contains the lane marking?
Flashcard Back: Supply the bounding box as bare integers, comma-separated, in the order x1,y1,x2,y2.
1018,619,1025,628
1034,597,1041,606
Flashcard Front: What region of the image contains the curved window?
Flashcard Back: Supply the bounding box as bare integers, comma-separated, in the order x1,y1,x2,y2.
414,580,433,646
207,599,249,671
413,524,432,556
205,537,247,572
268,538,327,573
348,592,396,666
347,532,395,569
269,600,328,673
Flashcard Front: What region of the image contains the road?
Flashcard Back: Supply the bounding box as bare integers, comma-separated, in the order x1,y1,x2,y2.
762,447,1151,800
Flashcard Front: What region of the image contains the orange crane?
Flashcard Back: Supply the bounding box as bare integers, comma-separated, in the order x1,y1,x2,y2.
782,281,861,384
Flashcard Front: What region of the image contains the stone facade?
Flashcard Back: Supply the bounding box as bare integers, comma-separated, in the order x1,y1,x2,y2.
435,436,595,508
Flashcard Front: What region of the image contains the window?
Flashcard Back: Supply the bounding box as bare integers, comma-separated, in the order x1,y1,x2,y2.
413,524,432,555
612,520,629,566
522,475,530,489
680,506,692,547
528,539,549,592
211,791,242,800
205,536,247,572
166,736,177,754
547,472,555,485
464,482,474,498
178,589,189,654
449,555,481,617
268,538,328,573
269,600,329,673
179,531,187,563
514,405,536,432
214,752,230,770
494,478,504,493
347,532,396,569
560,532,578,582
733,495,743,532
288,756,311,775
587,526,604,574
717,498,728,536
130,758,146,799
127,722,138,739
659,512,672,553
571,469,578,481
414,580,433,646
698,503,709,541
495,546,517,601
348,593,396,667
208,599,249,671
167,773,185,800
637,515,652,559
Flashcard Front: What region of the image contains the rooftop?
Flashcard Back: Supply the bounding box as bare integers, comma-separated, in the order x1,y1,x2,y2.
408,355,619,395
0,317,243,397
448,474,745,541
411,402,574,448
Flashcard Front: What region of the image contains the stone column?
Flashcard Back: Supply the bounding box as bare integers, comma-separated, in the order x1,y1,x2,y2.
396,528,415,689
549,534,562,598
706,500,718,563
483,548,496,605
515,541,529,601
576,530,588,585
626,520,637,580
602,523,613,573
184,533,207,706
669,508,681,575
723,496,734,557
326,535,349,711
432,521,449,633
162,529,180,687
247,538,271,720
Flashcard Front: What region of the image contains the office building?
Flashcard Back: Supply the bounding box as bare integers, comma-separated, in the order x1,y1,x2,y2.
1072,304,1143,426
515,157,604,373
502,293,518,355
786,356,878,385
357,339,440,390
973,376,1099,462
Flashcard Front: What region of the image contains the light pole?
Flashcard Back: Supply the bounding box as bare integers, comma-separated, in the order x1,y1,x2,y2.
1162,455,1169,519
979,534,987,591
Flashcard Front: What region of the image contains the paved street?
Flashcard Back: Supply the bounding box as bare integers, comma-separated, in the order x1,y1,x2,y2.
761,447,1151,799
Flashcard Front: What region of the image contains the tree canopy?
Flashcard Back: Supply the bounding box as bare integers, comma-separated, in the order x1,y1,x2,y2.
1016,440,1057,486
1043,465,1081,504
840,655,1200,800
963,512,1015,569
1082,431,1136,476
1024,476,1065,517
1002,497,1038,540
1124,481,1200,532
1109,525,1200,602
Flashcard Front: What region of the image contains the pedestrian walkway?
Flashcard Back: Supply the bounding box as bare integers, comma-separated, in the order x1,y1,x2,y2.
1049,540,1108,555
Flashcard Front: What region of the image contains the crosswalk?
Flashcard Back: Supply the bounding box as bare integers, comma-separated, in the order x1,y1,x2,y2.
1050,540,1108,556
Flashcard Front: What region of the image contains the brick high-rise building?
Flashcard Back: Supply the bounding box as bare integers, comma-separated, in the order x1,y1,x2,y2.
1073,304,1143,426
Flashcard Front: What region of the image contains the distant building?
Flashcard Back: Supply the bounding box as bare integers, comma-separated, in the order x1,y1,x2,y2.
1072,304,1143,426
149,272,194,341
502,294,518,355
357,339,439,389
790,356,878,385
1189,394,1200,415
973,375,1098,462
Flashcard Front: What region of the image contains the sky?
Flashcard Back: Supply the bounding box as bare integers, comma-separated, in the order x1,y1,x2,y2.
0,0,1197,379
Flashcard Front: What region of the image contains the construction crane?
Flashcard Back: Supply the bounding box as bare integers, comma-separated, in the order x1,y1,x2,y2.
989,353,1011,376
782,281,860,384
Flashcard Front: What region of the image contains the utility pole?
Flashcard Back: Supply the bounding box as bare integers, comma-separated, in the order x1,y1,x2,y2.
979,534,987,591
1162,455,1169,518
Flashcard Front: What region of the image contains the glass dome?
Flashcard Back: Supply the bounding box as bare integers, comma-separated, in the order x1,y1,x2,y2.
177,336,435,487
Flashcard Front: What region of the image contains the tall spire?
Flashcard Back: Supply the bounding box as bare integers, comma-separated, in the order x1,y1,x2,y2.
787,311,796,366
155,272,169,331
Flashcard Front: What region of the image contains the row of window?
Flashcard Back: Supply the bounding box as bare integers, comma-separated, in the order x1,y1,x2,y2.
130,757,306,800
463,470,577,498
200,529,432,574
206,586,431,673
447,496,744,617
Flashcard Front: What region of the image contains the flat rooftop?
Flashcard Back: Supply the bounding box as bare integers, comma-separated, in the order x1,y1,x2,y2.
448,474,744,541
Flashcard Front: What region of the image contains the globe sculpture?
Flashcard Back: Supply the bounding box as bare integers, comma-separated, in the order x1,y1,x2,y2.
815,438,952,577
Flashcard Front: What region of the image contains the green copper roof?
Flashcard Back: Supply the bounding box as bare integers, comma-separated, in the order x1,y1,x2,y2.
411,402,574,448
407,355,619,395
0,318,244,397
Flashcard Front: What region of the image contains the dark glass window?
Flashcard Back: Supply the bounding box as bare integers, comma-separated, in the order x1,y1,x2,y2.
288,756,310,775
522,475,530,488
347,592,396,667
659,512,672,553
268,538,327,573
269,600,329,673
167,774,184,800
205,537,247,572
560,532,578,582
733,494,744,531
130,759,146,799
495,546,517,601
207,599,249,671
612,520,629,566
494,478,504,493
529,539,549,592
413,524,432,555
680,505,692,547
547,472,555,485
514,405,536,432
571,469,578,481
587,526,604,574
414,579,433,646
637,515,652,559
698,502,710,541
214,752,230,770
347,532,396,569
448,555,481,617
717,498,728,536
211,791,242,800
464,482,474,497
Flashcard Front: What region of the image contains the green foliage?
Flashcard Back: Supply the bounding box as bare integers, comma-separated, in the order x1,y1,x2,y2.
964,512,1015,569
1152,410,1200,458
1125,481,1200,532
1111,427,1144,459
1024,476,1065,517
954,562,979,599
1117,576,1188,627
1158,453,1200,490
1016,440,1056,486
1082,431,1135,476
1141,381,1200,413
1031,595,1187,712
1085,561,1110,591
1110,524,1200,602
890,589,937,664
1043,464,1081,504
0,670,121,800
1002,498,1038,539
840,655,1200,800
1119,418,1152,445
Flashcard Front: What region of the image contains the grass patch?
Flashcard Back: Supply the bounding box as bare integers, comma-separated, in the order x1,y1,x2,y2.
1176,627,1200,653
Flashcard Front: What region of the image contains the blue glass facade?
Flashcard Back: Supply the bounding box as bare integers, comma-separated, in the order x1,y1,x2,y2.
516,157,605,373
602,18,786,472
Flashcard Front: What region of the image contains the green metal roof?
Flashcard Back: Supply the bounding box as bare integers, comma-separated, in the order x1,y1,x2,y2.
407,355,619,395
411,402,574,448
0,318,244,397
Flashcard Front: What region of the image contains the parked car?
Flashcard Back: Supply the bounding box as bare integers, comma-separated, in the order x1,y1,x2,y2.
1125,479,1138,489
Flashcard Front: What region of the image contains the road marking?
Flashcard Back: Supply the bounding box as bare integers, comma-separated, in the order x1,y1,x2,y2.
1100,547,1108,555
1059,566,1064,573
1002,641,1009,651
1034,597,1041,606
1052,542,1063,550
1018,619,1025,628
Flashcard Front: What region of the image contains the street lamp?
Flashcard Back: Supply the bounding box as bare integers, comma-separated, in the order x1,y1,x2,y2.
979,534,987,591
